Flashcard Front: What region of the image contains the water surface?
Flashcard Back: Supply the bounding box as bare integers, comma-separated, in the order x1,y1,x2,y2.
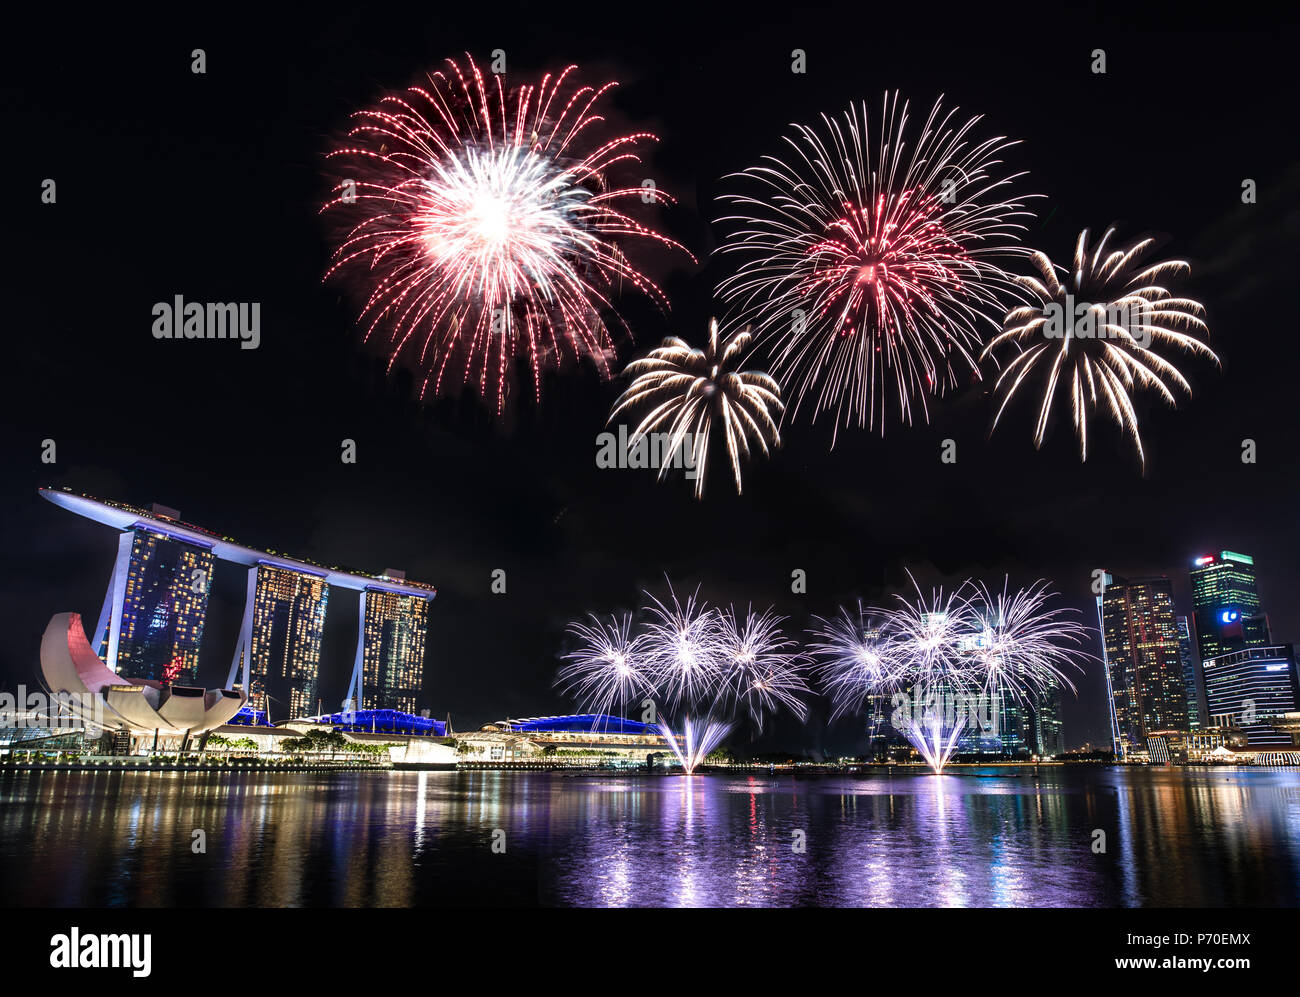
2,767,1298,906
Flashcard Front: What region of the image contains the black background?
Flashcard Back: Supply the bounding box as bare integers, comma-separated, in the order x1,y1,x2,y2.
4,2,1298,753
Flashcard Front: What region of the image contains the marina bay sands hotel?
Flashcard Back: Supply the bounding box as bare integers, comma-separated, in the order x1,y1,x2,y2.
40,488,436,722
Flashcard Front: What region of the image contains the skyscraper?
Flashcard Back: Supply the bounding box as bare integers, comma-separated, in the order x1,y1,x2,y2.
233,564,330,719
1189,551,1262,662
1175,615,1204,729
1202,644,1300,747
356,586,431,714
101,526,215,685
1100,575,1189,758
1029,682,1065,757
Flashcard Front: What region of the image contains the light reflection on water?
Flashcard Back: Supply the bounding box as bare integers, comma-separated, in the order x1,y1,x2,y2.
2,767,1298,907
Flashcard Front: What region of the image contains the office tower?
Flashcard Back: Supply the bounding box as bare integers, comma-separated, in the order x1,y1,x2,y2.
1189,551,1262,662
1030,682,1065,757
235,564,330,719
1100,575,1190,758
1202,643,1300,747
984,688,1029,755
1175,616,1205,729
359,588,430,713
103,527,215,685
1243,613,1273,645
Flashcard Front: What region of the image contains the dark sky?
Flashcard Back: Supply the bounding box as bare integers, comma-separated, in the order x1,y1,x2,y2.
4,4,1298,754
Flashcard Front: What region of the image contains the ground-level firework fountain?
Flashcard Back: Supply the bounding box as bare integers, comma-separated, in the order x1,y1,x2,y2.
657,717,732,774
558,581,809,774
810,574,1088,774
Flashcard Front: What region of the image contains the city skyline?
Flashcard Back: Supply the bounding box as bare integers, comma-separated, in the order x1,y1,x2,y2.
21,485,1300,755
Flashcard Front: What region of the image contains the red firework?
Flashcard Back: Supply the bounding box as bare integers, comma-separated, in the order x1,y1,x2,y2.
717,93,1035,441
807,191,968,344
323,55,689,411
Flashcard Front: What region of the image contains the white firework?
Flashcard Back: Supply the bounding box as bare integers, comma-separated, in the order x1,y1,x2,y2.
716,605,810,727
807,602,903,721
984,226,1217,465
610,319,784,498
815,573,1088,773
640,583,728,710
556,613,654,723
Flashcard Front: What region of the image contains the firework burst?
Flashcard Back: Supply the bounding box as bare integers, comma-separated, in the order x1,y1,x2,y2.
983,227,1216,465
807,602,902,721
716,605,810,727
966,579,1086,700
558,581,808,772
324,55,689,412
717,92,1036,443
556,613,653,722
641,583,727,709
814,573,1087,773
609,319,784,498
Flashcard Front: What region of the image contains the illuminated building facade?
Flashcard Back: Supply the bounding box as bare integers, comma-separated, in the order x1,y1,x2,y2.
1190,551,1262,662
1100,575,1189,758
346,580,433,715
229,564,330,720
97,523,215,686
1176,615,1204,729
42,489,437,721
1202,644,1300,747
954,686,1030,755
1030,682,1065,757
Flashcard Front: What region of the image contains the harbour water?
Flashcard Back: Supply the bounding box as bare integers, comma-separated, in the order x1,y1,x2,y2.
2,767,1299,907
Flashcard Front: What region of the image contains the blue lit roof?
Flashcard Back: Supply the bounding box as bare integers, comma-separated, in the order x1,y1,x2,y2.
310,709,447,737
228,707,274,727
498,715,657,735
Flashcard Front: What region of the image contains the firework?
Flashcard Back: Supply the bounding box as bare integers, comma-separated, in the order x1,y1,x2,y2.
716,605,810,726
717,92,1035,443
657,716,733,775
814,574,1087,773
557,581,808,773
807,602,902,721
557,613,653,722
640,583,728,709
983,227,1216,465
324,55,689,412
609,319,784,498
966,579,1086,699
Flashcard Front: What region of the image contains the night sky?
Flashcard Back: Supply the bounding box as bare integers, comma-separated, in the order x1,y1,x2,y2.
5,5,1298,754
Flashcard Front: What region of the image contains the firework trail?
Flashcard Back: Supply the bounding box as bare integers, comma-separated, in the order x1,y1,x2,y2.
717,92,1036,444
324,54,690,412
657,715,733,775
983,227,1216,465
609,319,784,498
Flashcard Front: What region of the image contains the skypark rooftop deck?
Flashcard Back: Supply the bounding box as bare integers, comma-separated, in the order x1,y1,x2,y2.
40,488,436,599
